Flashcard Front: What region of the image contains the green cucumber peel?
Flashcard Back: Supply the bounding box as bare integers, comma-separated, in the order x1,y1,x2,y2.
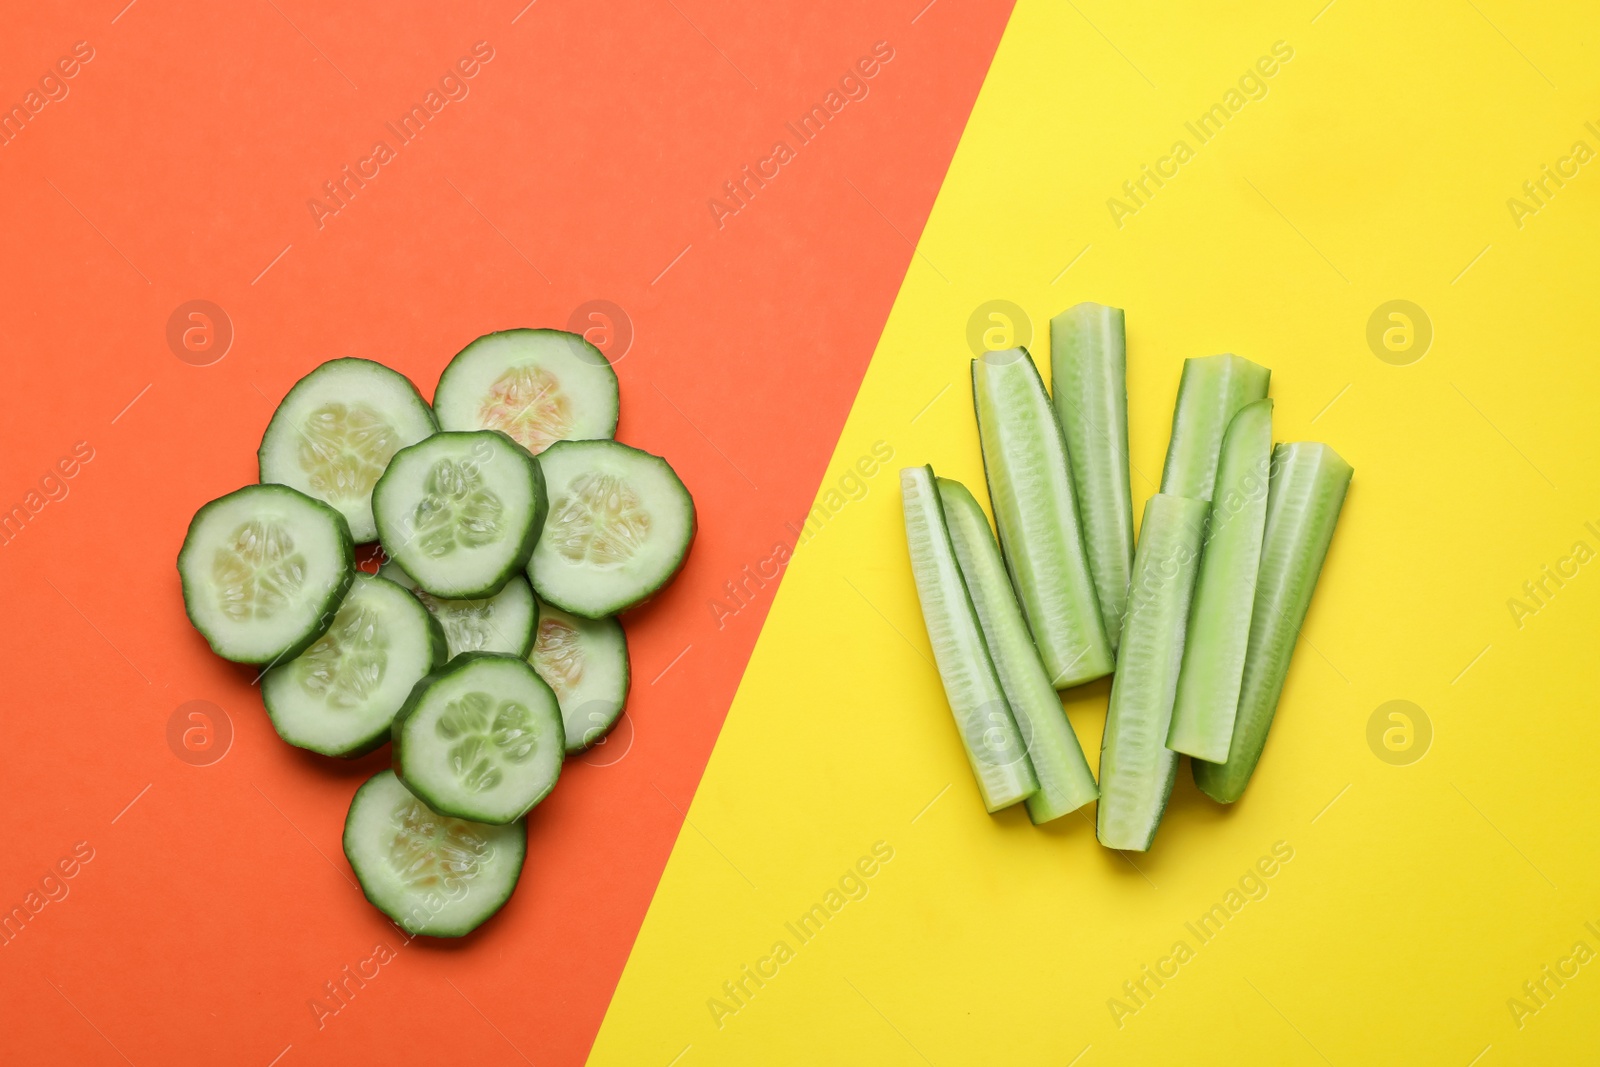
971,349,1113,688
1096,494,1207,852
1050,302,1135,653
900,466,1038,813
1167,398,1274,762
1193,442,1352,804
937,477,1098,823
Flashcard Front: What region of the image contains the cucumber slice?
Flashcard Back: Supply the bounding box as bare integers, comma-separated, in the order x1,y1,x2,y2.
937,477,1097,823
393,653,565,824
529,598,631,754
1168,399,1274,762
178,484,355,665
1050,302,1135,653
258,358,438,543
343,770,526,937
262,574,447,756
1096,494,1207,851
1159,354,1270,499
1193,443,1352,804
901,466,1038,813
527,440,695,619
379,561,537,659
373,431,547,600
434,329,619,456
971,349,1113,688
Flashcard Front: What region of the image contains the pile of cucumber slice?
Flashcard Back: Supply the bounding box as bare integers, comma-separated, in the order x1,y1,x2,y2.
903,303,1350,851
179,329,695,935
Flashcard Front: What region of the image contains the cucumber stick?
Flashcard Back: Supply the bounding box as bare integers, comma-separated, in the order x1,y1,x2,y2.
1193,443,1352,803
972,350,1113,688
1096,494,1206,851
937,478,1098,823
1050,303,1135,653
1167,399,1274,761
1160,355,1270,499
900,466,1037,812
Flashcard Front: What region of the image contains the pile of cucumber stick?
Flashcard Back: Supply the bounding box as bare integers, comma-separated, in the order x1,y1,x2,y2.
902,303,1350,851
178,329,695,935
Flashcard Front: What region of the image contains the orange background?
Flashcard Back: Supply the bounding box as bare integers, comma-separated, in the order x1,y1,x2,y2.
0,1,1010,1063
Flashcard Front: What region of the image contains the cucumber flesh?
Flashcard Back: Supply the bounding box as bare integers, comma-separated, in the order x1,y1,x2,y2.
1168,399,1274,761
971,349,1113,688
527,439,695,619
1159,354,1270,499
373,431,547,600
529,599,631,754
1096,494,1207,851
938,477,1097,823
380,561,538,659
900,466,1038,813
394,653,566,824
433,329,619,456
263,574,447,756
258,358,438,543
342,770,526,937
1050,303,1135,653
1193,443,1352,803
178,484,355,665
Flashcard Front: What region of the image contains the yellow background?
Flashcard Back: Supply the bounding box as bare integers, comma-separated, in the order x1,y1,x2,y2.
592,1,1600,1062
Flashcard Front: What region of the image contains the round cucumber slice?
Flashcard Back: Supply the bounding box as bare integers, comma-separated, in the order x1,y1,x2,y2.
178,484,355,665
527,440,695,618
393,653,565,824
529,598,630,754
343,770,526,937
434,329,619,456
258,358,438,543
379,561,537,659
262,574,447,756
373,431,547,599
